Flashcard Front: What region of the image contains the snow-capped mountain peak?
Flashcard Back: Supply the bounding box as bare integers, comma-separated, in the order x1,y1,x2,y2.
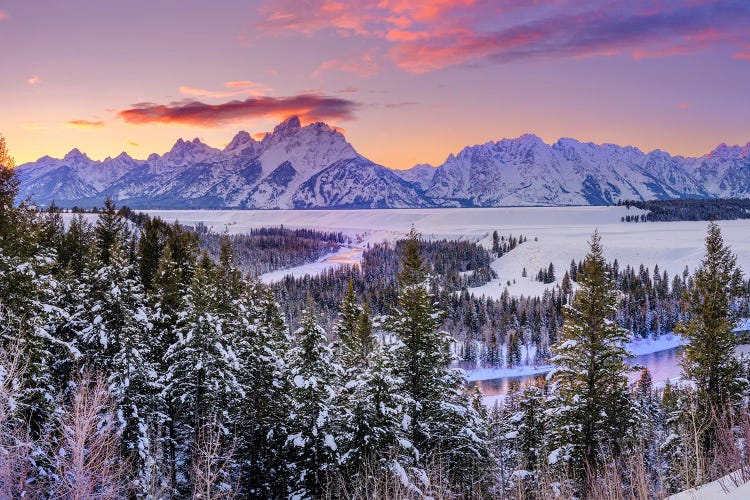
13,120,750,209
63,148,90,164
224,131,257,154
162,137,218,165
272,115,302,137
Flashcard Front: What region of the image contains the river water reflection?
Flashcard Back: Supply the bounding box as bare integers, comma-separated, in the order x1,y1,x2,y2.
474,346,685,397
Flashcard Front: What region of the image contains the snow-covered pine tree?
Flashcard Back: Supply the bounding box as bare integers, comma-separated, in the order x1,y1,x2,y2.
235,288,292,497
0,160,63,434
150,242,191,493
336,279,376,369
163,253,245,493
285,306,342,499
339,341,415,481
163,254,245,493
677,221,746,457
632,368,664,496
384,228,493,495
513,377,548,494
547,230,633,491
78,238,162,489
490,380,521,493
95,197,129,266
60,214,96,279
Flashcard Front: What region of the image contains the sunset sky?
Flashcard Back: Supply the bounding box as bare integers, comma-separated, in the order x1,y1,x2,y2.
2,0,749,169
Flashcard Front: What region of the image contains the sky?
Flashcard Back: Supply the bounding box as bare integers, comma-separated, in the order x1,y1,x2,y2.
1,0,749,169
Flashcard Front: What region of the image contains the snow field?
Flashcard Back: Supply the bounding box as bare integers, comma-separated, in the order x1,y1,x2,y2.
144,207,750,294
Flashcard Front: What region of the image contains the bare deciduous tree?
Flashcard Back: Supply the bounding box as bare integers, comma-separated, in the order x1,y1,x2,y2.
0,344,35,498
191,420,237,500
50,375,130,500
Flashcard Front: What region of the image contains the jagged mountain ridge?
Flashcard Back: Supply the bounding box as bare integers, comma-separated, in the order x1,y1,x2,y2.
16,117,750,208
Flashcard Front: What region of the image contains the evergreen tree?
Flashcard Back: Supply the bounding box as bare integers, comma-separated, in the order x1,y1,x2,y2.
75,237,161,487
0,156,64,433
236,288,292,497
163,255,244,493
95,197,128,266
384,228,493,494
677,221,746,459
507,331,522,368
335,279,375,369
339,341,414,479
514,378,548,494
492,230,500,256
548,231,633,491
138,216,167,294
285,306,342,499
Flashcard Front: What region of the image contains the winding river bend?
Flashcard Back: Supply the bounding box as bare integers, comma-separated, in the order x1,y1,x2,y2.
475,346,685,398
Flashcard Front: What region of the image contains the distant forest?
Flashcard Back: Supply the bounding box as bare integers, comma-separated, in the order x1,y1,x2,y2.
618,198,750,222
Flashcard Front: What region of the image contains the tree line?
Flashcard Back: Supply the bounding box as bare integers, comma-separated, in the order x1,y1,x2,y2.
618,198,750,222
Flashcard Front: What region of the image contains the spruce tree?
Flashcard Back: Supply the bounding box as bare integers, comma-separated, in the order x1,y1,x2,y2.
75,237,161,481
677,221,745,459
95,197,128,266
138,216,167,294
285,306,342,499
548,231,633,490
384,228,492,494
236,288,292,497
163,254,245,493
0,157,65,433
336,280,376,372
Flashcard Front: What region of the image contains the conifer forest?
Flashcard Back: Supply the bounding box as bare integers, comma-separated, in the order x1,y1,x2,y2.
3,144,750,499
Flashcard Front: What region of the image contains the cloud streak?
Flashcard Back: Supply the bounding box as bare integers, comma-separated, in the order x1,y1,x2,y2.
27,75,40,85
179,81,271,99
257,0,750,73
117,93,358,127
67,119,105,129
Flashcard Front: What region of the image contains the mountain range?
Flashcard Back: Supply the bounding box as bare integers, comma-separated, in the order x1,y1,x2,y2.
16,116,750,209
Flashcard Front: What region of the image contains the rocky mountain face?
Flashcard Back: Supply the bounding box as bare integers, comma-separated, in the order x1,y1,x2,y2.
16,117,750,209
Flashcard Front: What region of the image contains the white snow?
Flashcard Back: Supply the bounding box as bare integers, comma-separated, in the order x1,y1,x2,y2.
258,246,363,284
627,333,684,356
143,206,750,288
668,472,750,499
324,433,337,451
466,364,553,383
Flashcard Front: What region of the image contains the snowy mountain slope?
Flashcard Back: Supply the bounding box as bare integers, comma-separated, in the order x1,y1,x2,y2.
293,157,432,208
15,118,750,209
426,135,718,207
393,163,438,191
686,143,750,199
16,117,373,209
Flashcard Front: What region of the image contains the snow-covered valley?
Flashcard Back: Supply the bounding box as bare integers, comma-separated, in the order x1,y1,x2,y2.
146,205,750,286
144,206,750,394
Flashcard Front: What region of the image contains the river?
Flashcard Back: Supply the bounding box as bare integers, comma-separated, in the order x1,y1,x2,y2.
474,346,685,398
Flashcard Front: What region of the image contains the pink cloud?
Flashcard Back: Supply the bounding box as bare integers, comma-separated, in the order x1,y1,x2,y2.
733,44,750,60
225,80,262,88
117,93,358,127
0,9,7,21
314,49,381,77
678,102,691,109
256,0,750,73
27,75,41,85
